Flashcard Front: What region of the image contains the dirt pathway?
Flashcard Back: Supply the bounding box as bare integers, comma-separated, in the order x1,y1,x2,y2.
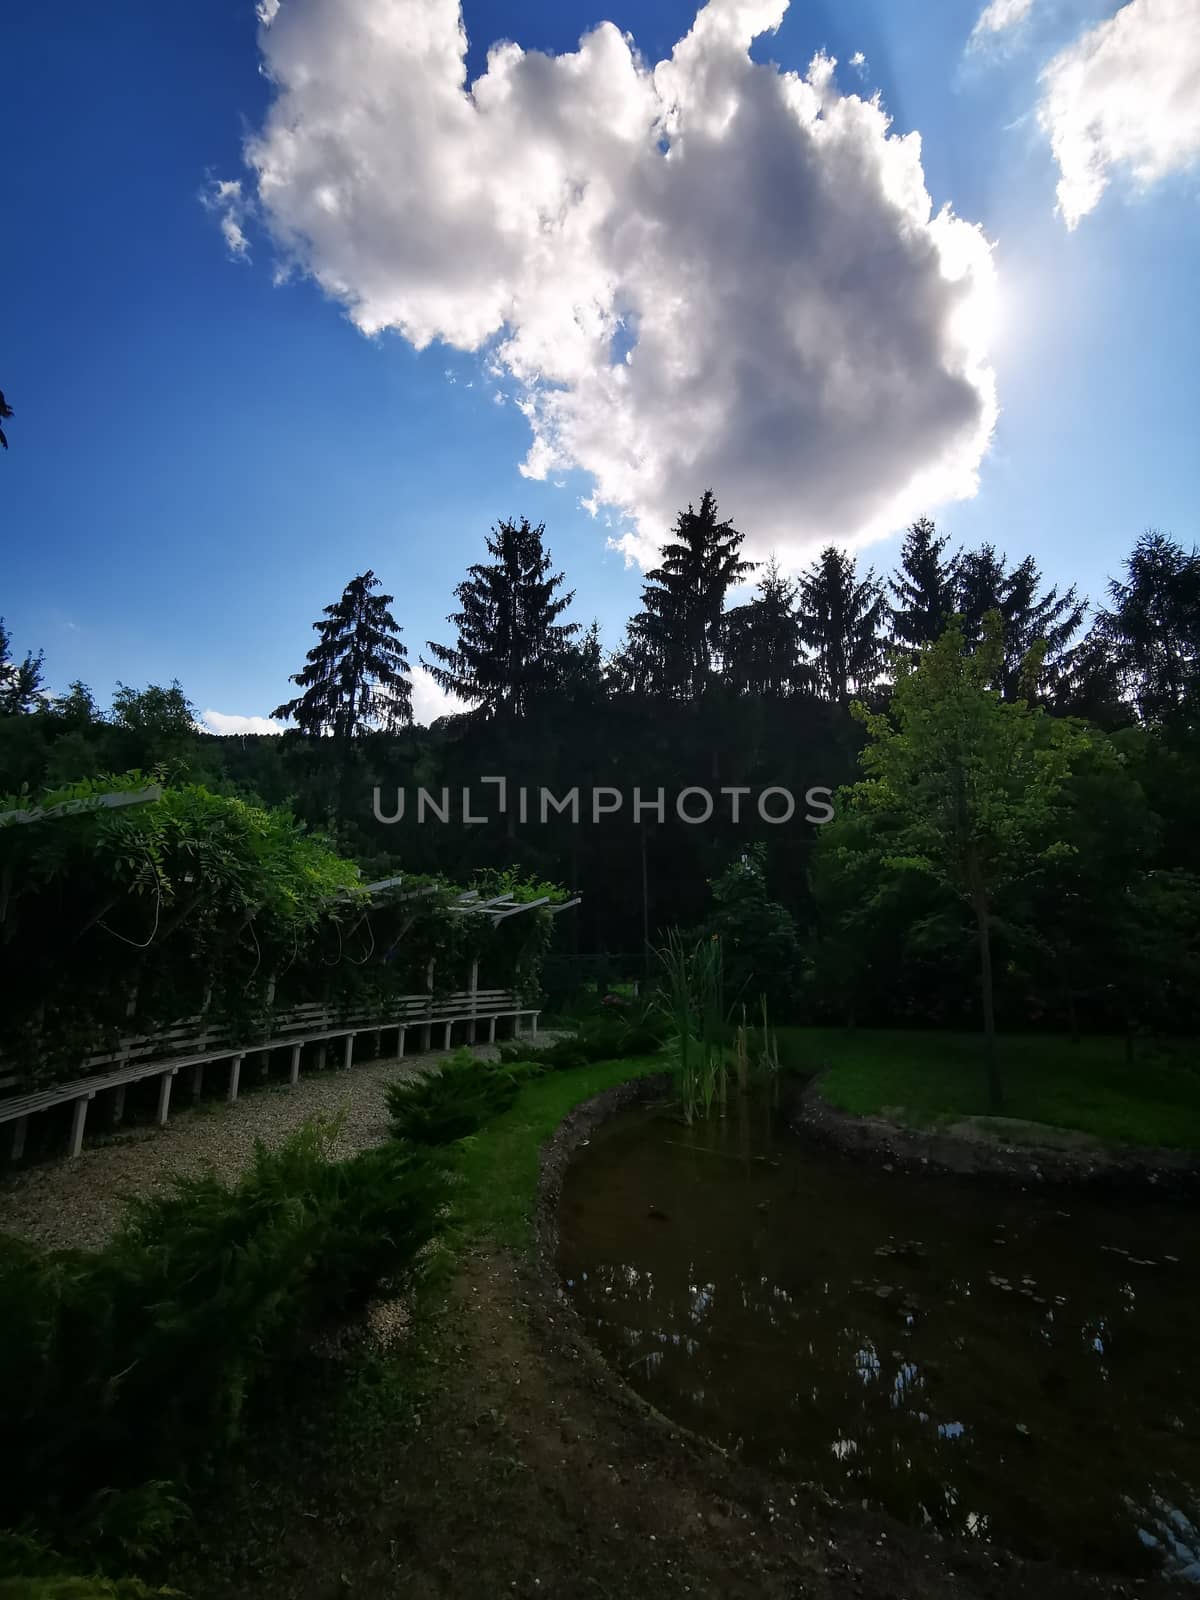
0,1036,559,1252
174,1249,1181,1600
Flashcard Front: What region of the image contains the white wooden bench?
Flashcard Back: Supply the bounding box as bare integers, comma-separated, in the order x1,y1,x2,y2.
0,987,541,1163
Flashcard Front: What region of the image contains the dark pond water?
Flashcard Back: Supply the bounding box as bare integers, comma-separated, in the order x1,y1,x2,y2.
557,1099,1200,1582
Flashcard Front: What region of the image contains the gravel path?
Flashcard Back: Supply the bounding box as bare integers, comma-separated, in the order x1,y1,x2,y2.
0,1034,562,1254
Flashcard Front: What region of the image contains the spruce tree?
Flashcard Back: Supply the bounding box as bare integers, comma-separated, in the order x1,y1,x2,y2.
795,546,886,704
422,518,577,719
273,570,412,735
723,557,811,696
889,518,959,655
626,490,754,698
1094,530,1200,719
957,544,1084,699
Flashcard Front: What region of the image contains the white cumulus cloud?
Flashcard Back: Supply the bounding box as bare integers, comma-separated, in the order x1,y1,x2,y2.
202,178,251,259
1038,0,1200,229
409,665,466,726
200,709,281,735
222,0,998,565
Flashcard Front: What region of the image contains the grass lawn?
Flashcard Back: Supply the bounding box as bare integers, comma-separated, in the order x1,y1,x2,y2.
451,1054,665,1248
774,1027,1200,1152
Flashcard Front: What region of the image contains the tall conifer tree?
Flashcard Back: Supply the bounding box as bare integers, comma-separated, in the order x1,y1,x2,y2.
423,518,577,719
273,570,412,735
626,490,754,698
796,546,886,704
890,518,959,655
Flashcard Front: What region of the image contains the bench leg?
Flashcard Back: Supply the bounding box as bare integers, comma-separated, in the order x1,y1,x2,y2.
342,1035,354,1071
111,1085,127,1127
289,1043,302,1086
531,1012,540,1036
420,1024,431,1052
227,1055,243,1104
442,1021,453,1051
68,1096,91,1159
397,1026,406,1059
488,1016,497,1044
156,1070,175,1128
191,1063,204,1101
10,1116,28,1162
316,1043,328,1071
371,1029,381,1058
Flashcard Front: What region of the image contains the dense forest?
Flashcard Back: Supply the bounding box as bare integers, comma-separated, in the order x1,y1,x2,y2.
3,501,1198,1042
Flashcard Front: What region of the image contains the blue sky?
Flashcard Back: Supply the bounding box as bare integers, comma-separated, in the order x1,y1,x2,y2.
2,0,1197,730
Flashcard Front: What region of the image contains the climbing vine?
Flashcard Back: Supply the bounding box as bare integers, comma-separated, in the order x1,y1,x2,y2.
0,775,565,1085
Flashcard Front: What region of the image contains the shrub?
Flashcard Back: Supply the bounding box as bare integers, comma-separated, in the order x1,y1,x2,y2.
0,1121,445,1544
497,1012,664,1071
385,1049,527,1145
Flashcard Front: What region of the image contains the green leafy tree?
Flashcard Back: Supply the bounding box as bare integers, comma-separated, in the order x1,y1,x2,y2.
0,619,47,716
274,570,412,736
825,613,1093,1107
52,680,101,730
423,519,577,719
889,518,959,657
110,680,196,738
625,490,754,699
796,546,886,704
698,845,801,1015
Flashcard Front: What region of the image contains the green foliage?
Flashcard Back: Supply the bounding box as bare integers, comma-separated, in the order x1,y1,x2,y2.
422,519,578,720
0,775,363,1078
784,1026,1200,1151
0,1578,175,1599
697,844,800,1016
497,1006,663,1071
615,490,752,698
108,684,195,741
1093,530,1200,720
273,571,412,736
0,1121,445,1540
0,619,47,717
0,779,567,1082
656,931,729,1123
796,545,887,704
385,1049,526,1144
818,613,1098,1104
723,558,812,698
450,1055,665,1248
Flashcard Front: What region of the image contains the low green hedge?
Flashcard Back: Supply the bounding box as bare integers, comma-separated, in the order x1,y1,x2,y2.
0,1122,445,1575
384,1050,535,1144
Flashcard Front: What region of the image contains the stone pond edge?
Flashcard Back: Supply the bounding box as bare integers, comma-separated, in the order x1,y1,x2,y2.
789,1075,1200,1195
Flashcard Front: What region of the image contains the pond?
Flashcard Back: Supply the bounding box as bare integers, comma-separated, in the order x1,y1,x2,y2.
557,1097,1200,1583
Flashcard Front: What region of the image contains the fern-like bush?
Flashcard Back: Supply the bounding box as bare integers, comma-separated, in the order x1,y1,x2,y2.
384,1049,527,1145
0,1121,445,1545
497,1014,663,1071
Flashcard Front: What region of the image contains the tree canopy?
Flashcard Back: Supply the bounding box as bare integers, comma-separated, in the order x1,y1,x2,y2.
274,570,412,736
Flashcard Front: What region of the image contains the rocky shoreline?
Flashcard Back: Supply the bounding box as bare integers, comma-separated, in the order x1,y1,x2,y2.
788,1075,1200,1195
